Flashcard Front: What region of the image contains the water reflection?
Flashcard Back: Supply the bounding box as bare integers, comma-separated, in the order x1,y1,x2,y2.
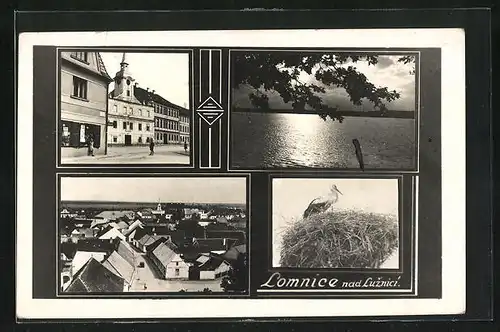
231,112,416,169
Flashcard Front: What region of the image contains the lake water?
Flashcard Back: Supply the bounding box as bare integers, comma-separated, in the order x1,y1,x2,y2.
231,112,416,169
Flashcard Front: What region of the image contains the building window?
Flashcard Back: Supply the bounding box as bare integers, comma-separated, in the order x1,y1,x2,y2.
138,136,142,143
112,121,117,128
113,105,117,113
176,262,179,266
123,122,126,130
146,137,150,143
146,125,150,131
60,120,100,148
72,76,88,99
138,123,142,131
139,109,142,116
147,111,150,117
126,90,130,97
113,136,117,143
123,106,127,114
130,122,134,130
175,268,180,276
129,107,133,115
71,52,88,63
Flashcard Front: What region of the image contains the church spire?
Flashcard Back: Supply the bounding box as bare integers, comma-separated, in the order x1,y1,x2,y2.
120,52,128,66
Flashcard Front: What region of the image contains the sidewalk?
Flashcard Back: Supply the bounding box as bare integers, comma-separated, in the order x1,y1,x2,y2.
62,144,190,164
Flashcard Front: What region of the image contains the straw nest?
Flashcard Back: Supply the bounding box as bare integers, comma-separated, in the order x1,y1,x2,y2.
279,210,399,268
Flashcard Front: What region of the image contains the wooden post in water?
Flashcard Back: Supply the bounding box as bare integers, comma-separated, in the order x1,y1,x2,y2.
352,139,365,171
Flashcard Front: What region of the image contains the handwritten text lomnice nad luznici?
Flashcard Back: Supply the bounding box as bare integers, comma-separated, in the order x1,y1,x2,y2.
260,272,402,289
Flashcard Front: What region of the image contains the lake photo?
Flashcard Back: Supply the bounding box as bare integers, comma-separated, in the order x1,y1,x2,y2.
229,51,418,170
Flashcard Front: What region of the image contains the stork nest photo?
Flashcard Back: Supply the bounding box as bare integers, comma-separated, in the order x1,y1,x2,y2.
279,210,399,269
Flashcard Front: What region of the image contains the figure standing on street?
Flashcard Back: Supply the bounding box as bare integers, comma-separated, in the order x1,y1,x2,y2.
87,136,95,157
149,139,155,156
184,141,188,153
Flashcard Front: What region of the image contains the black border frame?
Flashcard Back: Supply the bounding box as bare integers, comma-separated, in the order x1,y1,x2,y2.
56,47,195,169
227,48,420,173
55,172,251,299
12,8,493,324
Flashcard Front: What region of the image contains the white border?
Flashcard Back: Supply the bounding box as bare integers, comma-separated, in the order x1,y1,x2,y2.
17,29,465,319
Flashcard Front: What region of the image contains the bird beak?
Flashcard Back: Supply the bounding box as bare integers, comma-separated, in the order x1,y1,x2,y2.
336,188,343,195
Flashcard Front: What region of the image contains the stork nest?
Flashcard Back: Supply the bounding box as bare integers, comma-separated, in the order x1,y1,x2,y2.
279,210,399,268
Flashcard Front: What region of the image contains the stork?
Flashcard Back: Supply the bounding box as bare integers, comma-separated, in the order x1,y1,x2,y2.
303,184,343,219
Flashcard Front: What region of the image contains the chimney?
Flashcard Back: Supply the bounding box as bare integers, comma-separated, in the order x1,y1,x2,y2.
152,90,155,95
134,82,138,87
146,88,149,92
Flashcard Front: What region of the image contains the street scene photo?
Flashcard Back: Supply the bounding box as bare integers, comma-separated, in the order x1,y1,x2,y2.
230,51,417,170
59,176,248,294
59,51,191,164
272,178,400,269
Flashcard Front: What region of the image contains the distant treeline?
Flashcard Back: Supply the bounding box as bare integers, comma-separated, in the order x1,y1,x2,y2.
60,200,247,210
232,107,416,119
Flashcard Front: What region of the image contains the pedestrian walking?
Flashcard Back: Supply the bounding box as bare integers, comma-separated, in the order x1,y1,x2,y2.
184,141,188,153
149,139,155,156
87,136,95,157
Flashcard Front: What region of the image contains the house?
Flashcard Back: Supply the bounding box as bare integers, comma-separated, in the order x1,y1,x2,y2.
198,256,231,280
183,208,204,220
60,51,112,158
94,210,135,222
134,85,191,145
64,258,126,293
149,241,190,279
101,251,135,290
71,250,107,276
206,230,246,243
216,217,229,224
190,238,233,255
136,234,171,253
198,220,215,227
222,244,246,262
97,225,126,241
60,208,78,219
90,217,110,229
107,53,154,146
70,228,97,242
151,203,165,216
137,209,156,222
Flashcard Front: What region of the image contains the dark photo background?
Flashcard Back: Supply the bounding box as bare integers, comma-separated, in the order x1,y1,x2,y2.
33,45,441,300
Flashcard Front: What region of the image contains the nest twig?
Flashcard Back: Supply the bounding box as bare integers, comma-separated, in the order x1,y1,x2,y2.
279,210,399,268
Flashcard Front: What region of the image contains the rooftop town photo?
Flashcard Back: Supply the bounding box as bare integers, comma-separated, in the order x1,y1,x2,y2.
59,176,248,294
59,51,191,164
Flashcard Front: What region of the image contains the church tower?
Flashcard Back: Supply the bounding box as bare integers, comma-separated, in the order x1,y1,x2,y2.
112,53,139,103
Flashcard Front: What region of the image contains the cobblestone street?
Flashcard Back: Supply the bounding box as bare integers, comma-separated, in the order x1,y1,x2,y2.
62,144,190,164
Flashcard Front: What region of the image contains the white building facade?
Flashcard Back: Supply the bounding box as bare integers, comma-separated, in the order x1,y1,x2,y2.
107,53,154,146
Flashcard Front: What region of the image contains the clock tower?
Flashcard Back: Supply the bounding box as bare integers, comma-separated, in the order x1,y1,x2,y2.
112,53,139,103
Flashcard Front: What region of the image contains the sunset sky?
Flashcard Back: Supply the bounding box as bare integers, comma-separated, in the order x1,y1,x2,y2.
232,54,416,112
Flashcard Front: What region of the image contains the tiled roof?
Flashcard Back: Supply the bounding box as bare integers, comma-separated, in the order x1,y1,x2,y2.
65,258,124,293
95,210,135,221
199,256,230,271
151,241,178,268
102,251,135,283
206,230,246,242
134,86,190,112
96,52,112,80
116,241,136,266
222,244,246,262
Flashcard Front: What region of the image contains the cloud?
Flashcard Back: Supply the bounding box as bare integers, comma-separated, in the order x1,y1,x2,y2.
376,56,395,69
232,56,416,112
